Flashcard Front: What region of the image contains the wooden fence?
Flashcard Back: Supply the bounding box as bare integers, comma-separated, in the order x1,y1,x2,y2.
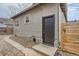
0,28,13,35
60,22,79,55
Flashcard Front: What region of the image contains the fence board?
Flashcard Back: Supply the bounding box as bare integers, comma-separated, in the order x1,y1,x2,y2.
60,22,79,55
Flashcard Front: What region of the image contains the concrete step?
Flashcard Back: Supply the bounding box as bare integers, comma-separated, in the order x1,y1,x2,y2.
32,44,57,56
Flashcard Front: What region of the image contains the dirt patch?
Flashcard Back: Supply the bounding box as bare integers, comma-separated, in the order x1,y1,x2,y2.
54,49,77,56
0,40,25,56
10,35,37,48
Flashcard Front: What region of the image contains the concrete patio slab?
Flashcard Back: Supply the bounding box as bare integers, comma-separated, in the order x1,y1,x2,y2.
32,44,58,56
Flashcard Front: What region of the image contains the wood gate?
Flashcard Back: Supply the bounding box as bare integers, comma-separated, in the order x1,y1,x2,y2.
60,22,79,55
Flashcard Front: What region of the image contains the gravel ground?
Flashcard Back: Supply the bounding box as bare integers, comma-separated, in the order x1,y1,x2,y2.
0,40,25,56
0,35,8,41
0,35,25,56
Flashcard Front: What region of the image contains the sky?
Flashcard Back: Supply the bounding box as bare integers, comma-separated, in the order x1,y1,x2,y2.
0,3,79,21
68,3,79,21
0,3,31,18
0,3,18,18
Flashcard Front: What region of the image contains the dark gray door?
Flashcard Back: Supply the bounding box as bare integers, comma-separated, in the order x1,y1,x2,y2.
42,15,55,46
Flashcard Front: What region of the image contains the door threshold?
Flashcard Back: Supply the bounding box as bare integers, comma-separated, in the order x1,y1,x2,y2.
43,43,54,47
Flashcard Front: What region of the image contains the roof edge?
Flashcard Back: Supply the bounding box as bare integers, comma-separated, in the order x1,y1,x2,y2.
11,3,67,21
11,3,40,19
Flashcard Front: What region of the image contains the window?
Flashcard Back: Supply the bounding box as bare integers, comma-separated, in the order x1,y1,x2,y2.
26,16,29,23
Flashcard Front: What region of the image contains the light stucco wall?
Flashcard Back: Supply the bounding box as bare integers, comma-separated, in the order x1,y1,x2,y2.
13,3,66,47
59,4,66,44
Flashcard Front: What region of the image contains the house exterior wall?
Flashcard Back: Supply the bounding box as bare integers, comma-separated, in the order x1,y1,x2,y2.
59,4,66,44
13,3,66,47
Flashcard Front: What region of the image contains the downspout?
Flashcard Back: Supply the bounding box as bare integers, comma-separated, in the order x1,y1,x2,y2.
65,4,67,22
57,3,59,48
54,3,59,48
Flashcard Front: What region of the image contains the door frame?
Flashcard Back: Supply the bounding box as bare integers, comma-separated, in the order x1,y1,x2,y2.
42,15,55,45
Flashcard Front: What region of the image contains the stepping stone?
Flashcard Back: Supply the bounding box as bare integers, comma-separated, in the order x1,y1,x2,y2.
32,44,57,56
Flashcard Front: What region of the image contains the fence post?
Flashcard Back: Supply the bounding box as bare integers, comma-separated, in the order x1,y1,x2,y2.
60,23,65,50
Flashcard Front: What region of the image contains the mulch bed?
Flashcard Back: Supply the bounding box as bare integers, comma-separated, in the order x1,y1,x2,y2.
10,35,37,48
